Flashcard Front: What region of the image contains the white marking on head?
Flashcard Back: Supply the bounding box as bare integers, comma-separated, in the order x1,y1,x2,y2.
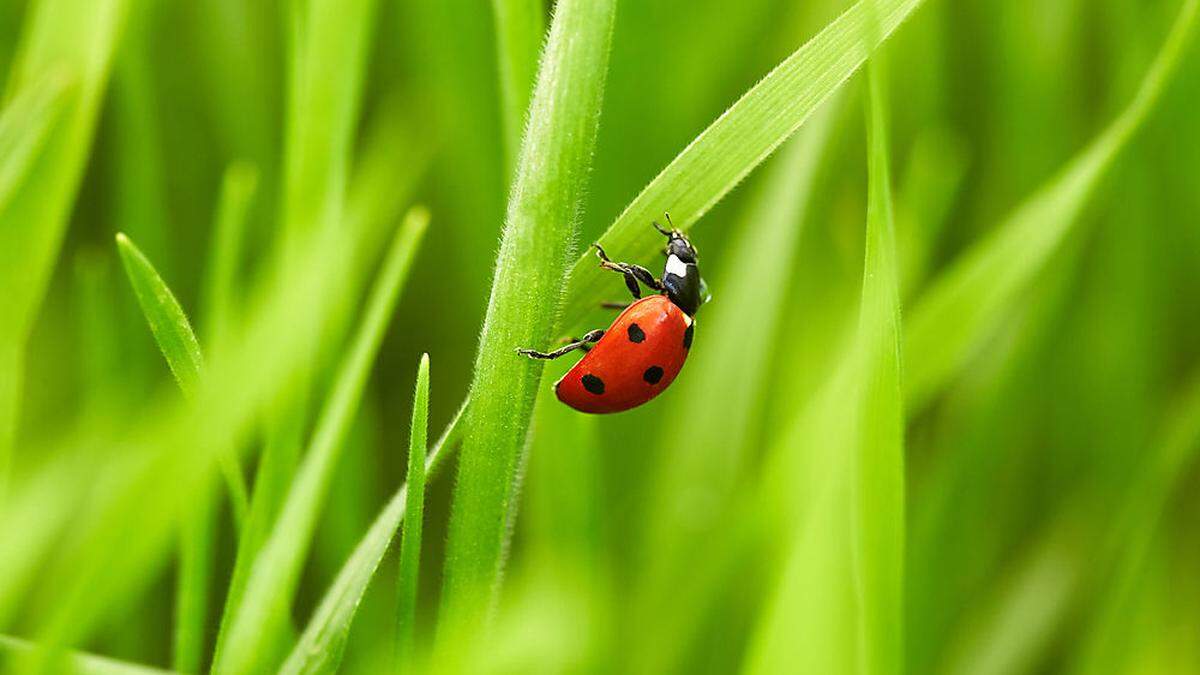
683,314,693,326
665,254,688,279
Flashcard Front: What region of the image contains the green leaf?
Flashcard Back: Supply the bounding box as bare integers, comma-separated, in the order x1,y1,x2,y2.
438,0,617,644
747,55,905,674
557,0,927,333
276,354,432,675
490,0,545,175
903,0,1200,410
214,207,428,675
116,233,204,398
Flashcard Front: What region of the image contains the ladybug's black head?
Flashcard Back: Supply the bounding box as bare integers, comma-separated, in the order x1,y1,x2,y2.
653,213,710,316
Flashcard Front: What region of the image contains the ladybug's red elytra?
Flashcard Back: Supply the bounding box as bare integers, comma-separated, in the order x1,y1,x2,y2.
518,214,710,414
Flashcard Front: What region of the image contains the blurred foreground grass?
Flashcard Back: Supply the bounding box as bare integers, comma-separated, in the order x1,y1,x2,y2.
1,0,1199,673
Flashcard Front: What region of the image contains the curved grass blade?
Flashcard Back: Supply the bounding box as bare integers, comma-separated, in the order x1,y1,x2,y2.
0,635,174,675
747,57,904,674
214,208,428,675
438,0,617,644
276,354,430,675
491,0,545,175
904,0,1200,411
116,233,250,521
115,234,204,397
557,0,927,333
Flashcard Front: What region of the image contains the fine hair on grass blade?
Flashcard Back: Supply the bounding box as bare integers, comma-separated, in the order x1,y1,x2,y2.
490,0,545,176
746,52,905,673
903,0,1200,411
437,0,617,647
214,208,428,675
0,635,174,675
277,354,431,675
557,0,928,333
0,0,127,491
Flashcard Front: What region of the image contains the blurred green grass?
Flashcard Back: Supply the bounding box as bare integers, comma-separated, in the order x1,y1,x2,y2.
1,0,1199,673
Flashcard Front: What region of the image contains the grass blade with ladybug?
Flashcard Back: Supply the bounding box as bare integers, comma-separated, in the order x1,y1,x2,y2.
518,214,710,414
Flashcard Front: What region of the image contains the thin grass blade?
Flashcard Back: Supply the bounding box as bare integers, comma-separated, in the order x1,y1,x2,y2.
214,208,428,675
438,0,617,645
747,55,905,674
394,354,430,670
277,354,431,675
115,234,204,397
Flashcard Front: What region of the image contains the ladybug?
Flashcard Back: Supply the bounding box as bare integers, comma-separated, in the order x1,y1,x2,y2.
518,214,710,414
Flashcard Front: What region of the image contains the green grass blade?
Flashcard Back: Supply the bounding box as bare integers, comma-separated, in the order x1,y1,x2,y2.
851,58,906,675
0,635,175,675
490,0,545,175
904,0,1199,410
557,0,927,333
203,162,259,347
115,233,204,397
394,354,430,670
116,233,249,522
438,0,617,643
277,354,430,675
115,232,249,672
747,56,905,674
214,208,428,675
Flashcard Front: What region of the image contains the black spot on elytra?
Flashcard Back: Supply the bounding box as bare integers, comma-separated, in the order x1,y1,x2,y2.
683,323,694,349
581,374,605,395
627,323,645,343
643,366,664,384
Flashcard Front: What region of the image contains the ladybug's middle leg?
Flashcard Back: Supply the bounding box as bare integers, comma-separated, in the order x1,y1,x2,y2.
516,329,605,360
593,244,663,299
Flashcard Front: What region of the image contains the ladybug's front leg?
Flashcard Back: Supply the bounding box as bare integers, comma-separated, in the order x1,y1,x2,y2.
516,329,605,360
593,244,663,299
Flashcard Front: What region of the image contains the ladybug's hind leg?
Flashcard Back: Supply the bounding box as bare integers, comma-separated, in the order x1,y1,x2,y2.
517,329,605,360
593,244,663,299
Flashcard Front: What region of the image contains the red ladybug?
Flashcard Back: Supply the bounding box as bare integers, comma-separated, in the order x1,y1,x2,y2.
518,214,709,414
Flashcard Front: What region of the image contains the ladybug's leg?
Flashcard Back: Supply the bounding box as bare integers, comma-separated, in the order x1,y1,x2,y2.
516,329,605,360
593,244,664,299
600,301,629,310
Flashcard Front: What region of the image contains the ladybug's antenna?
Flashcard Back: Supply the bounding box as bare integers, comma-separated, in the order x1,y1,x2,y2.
652,212,675,237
